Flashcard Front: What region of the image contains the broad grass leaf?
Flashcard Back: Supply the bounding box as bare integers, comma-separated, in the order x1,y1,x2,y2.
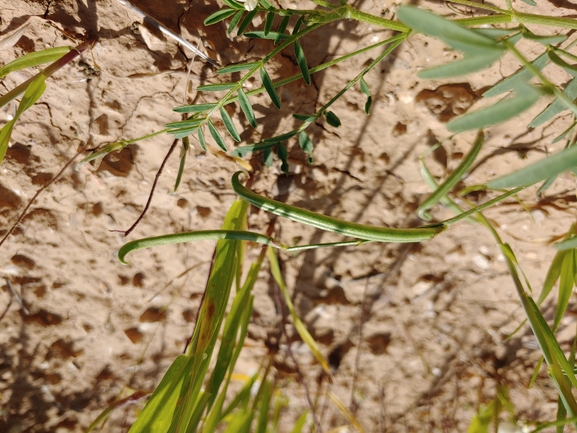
0,46,70,78
484,52,548,98
553,250,576,331
208,119,228,151
294,41,310,85
277,142,289,174
539,250,566,305
173,103,217,113
290,412,309,433
220,106,241,141
531,65,577,127
217,61,259,75
237,88,257,128
267,247,334,377
398,6,503,54
204,8,237,26
487,144,577,189
227,10,244,35
325,110,341,127
128,354,192,433
198,82,237,92
419,51,503,79
237,9,258,35
260,67,281,109
264,11,275,35
256,379,272,433
0,72,46,164
447,82,541,133
197,126,207,151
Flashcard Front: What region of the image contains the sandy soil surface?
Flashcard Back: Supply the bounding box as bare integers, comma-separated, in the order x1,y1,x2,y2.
1,0,577,431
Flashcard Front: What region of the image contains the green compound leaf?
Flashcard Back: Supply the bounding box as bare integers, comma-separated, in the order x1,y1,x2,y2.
299,131,314,164
197,82,237,92
277,142,289,174
487,143,577,190
260,67,281,109
197,126,207,151
237,9,259,35
208,119,228,151
220,106,241,142
0,46,70,78
447,82,541,133
264,11,275,36
217,61,259,75
325,111,341,127
238,88,257,128
293,41,311,85
227,10,244,35
204,8,237,26
173,103,217,113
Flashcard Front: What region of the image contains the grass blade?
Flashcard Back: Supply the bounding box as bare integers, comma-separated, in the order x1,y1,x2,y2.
294,41,311,85
260,67,281,109
208,119,228,151
220,106,241,142
237,88,257,128
0,46,70,78
0,72,46,164
553,250,575,331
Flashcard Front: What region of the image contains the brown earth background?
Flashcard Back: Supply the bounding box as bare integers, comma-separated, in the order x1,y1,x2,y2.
2,0,577,431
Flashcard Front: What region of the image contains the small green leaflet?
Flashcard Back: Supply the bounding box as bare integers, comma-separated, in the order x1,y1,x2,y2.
325,111,341,127
173,103,217,113
299,131,314,164
244,31,290,40
220,106,241,141
447,82,541,133
277,142,289,174
238,88,257,128
237,9,259,35
294,41,310,85
275,15,290,45
208,119,228,151
228,10,244,35
487,143,577,190
260,67,281,109
197,126,207,151
197,82,237,92
217,62,259,75
204,8,237,26
230,141,277,157
264,12,275,36
360,77,372,115
293,113,319,122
